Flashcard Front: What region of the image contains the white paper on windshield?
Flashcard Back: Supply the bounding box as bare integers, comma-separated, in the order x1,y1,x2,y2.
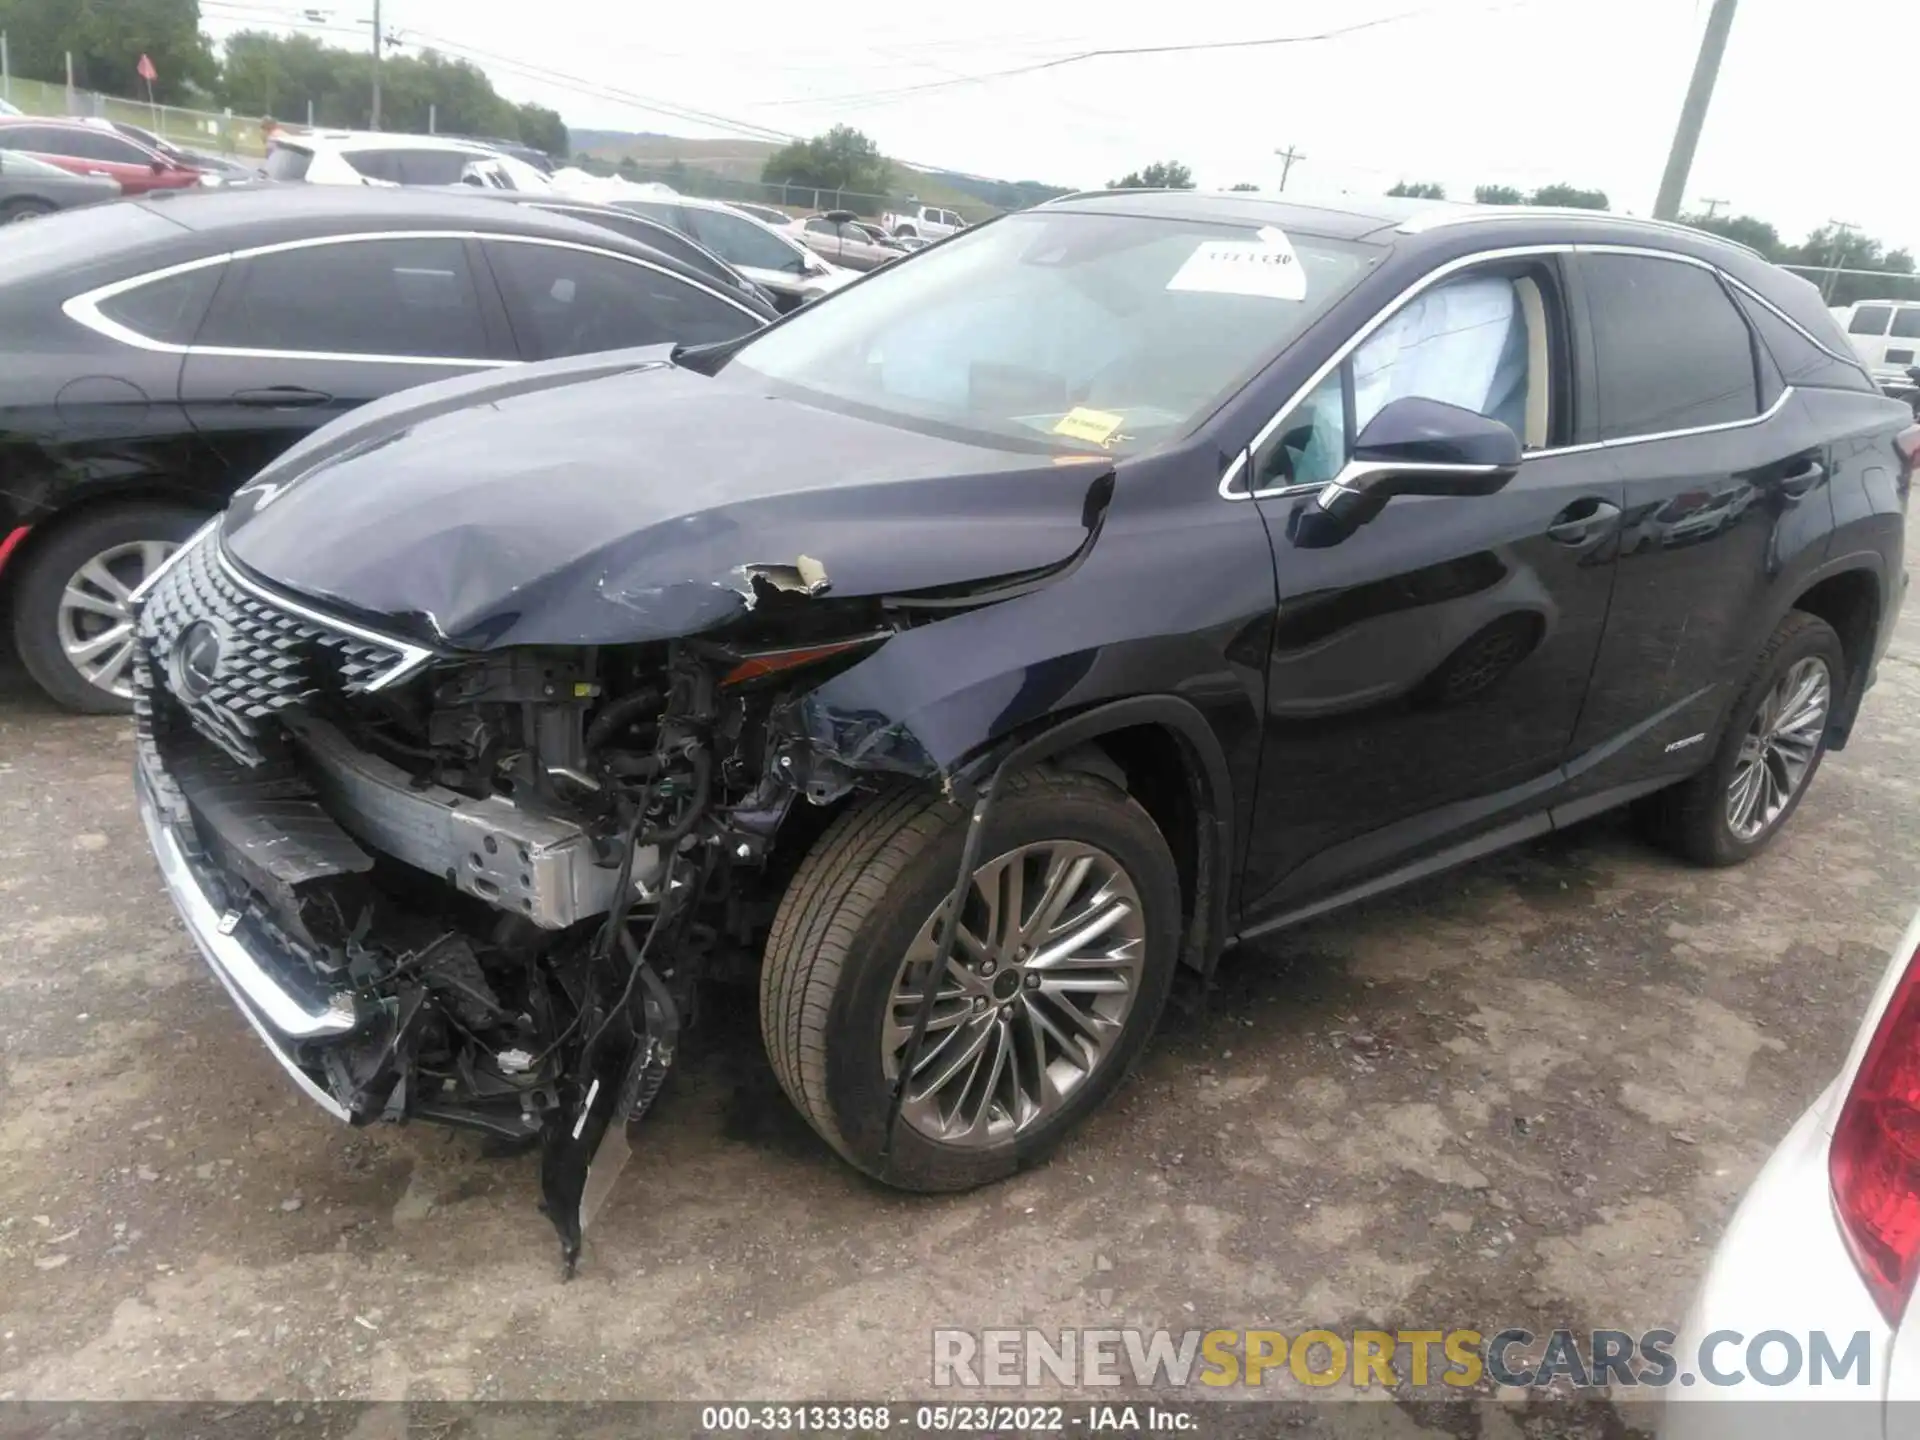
1166,226,1306,300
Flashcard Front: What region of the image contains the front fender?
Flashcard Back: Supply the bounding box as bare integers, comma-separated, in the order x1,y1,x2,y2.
788,457,1278,929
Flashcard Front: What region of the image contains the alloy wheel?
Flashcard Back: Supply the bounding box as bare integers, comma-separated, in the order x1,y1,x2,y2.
1726,656,1830,842
884,840,1146,1146
54,539,178,701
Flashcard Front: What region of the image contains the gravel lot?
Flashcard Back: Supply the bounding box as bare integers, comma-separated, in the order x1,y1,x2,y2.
3,520,1917,1435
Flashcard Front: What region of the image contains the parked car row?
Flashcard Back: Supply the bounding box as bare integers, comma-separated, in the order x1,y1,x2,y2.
0,186,780,709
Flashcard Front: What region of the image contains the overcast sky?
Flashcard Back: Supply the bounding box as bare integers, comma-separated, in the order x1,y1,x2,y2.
204,0,1915,253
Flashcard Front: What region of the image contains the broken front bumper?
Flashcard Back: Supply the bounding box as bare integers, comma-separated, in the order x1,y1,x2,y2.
136,760,362,1121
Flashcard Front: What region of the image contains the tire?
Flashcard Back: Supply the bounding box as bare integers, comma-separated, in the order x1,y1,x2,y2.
11,502,210,714
1,198,55,223
760,767,1181,1191
893,225,917,240
1637,610,1846,866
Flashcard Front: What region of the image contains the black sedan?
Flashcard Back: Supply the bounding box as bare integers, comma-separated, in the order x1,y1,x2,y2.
449,188,774,308
0,148,119,221
0,185,775,711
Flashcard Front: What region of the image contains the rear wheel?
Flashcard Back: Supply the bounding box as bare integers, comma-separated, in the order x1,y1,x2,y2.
760,768,1180,1191
1638,610,1845,865
893,224,917,240
11,503,208,713
1,198,55,223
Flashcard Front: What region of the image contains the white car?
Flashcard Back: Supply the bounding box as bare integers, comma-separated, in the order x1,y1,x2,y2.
1662,901,1920,1438
1832,298,1920,396
879,202,965,241
609,193,855,312
0,98,22,118
263,130,551,192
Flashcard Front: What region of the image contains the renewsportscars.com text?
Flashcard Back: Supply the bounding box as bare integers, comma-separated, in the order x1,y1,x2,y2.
931,1328,1875,1390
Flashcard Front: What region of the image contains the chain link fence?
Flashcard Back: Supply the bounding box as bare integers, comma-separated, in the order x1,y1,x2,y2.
0,73,264,156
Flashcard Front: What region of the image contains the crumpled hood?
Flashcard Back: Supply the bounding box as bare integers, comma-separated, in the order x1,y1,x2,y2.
222,348,1109,648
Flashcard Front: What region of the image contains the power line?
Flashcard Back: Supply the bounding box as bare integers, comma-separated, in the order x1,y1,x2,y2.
757,4,1494,109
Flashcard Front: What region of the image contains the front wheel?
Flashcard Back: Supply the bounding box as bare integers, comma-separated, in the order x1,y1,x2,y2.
760,768,1181,1191
1,198,55,223
1638,610,1845,865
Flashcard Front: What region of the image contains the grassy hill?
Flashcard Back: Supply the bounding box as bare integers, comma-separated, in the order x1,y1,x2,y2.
567,129,1052,221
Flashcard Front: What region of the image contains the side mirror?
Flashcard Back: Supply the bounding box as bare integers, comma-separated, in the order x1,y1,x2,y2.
151,158,167,173
1301,397,1520,542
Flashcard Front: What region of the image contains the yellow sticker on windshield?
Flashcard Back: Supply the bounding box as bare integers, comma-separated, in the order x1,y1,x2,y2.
1053,407,1126,446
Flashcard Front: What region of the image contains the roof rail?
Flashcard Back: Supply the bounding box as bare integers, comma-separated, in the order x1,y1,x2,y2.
1396,205,1766,260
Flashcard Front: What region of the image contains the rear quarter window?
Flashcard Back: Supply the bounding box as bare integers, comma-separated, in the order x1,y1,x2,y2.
1734,290,1878,394
93,264,224,345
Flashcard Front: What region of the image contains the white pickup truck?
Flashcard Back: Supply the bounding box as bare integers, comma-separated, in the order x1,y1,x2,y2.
879,203,966,241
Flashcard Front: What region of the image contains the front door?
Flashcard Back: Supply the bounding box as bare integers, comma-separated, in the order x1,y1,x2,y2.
1237,253,1624,922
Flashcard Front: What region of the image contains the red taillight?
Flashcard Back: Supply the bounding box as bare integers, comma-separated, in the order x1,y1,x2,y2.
1831,943,1920,1323
0,525,29,580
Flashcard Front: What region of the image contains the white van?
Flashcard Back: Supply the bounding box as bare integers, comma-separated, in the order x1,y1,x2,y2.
1833,298,1920,393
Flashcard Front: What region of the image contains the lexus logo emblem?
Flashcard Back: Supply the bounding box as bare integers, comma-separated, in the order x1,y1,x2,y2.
171,620,224,700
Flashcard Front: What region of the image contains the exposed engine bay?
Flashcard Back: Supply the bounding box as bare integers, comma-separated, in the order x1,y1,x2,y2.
133,534,942,1273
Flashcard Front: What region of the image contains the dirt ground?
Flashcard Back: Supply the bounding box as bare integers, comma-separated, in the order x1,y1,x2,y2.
3,542,1918,1436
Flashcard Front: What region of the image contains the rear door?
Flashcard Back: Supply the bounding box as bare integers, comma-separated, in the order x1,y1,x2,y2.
178,234,514,482
1562,249,1835,798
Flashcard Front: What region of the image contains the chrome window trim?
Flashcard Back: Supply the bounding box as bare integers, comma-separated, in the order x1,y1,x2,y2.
1225,242,1798,503
64,228,763,364
1393,206,1767,261
213,540,437,691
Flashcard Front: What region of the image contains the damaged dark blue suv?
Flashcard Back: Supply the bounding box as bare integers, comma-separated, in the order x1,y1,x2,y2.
131,190,1918,1268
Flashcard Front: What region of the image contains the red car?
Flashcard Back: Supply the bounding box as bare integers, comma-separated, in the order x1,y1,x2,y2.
0,117,203,195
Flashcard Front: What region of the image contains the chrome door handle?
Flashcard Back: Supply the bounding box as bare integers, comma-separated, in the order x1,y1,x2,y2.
1546,499,1622,545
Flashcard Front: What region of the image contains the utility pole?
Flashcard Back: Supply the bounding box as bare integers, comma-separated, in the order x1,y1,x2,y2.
369,0,381,130
1700,197,1728,220
1823,221,1857,301
2,33,10,104
1274,145,1306,192
1653,0,1738,220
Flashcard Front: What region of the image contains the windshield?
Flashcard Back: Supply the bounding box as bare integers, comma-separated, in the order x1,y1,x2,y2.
730,210,1376,454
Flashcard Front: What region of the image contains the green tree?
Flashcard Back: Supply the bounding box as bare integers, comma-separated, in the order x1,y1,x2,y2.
1679,212,1783,259
1783,224,1917,305
1474,184,1525,205
0,0,216,102
1387,180,1446,200
1528,183,1609,210
761,125,891,196
514,102,567,158
1228,182,1260,192
1107,161,1193,189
